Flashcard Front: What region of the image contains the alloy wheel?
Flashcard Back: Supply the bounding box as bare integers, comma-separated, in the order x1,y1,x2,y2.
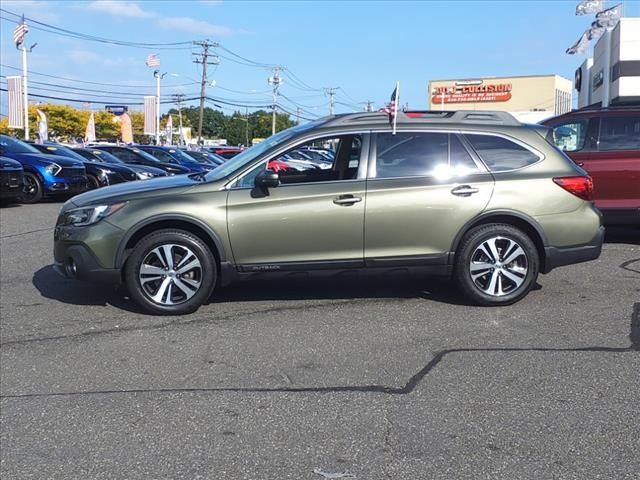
138,244,203,305
469,236,528,297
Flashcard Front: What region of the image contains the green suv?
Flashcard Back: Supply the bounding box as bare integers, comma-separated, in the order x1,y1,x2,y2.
54,111,604,314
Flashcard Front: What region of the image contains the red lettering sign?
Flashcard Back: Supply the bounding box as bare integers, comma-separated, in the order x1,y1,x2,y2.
431,83,513,104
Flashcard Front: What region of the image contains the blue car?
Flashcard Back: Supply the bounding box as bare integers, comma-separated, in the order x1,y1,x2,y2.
136,145,213,173
0,135,86,203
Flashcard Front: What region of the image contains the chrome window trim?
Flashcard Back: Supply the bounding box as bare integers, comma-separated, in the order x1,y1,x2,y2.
225,130,370,190
368,129,491,180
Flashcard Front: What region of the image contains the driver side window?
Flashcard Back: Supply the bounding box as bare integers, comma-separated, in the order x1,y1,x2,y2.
235,135,362,188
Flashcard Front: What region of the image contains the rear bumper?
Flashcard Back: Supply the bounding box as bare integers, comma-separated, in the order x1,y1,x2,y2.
542,225,605,273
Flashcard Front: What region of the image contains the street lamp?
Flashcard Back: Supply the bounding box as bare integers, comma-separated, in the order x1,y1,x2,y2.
153,70,167,145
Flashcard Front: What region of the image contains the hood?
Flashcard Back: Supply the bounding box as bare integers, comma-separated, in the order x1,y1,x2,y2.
10,152,84,168
0,156,23,169
87,161,136,175
125,164,167,176
69,173,198,207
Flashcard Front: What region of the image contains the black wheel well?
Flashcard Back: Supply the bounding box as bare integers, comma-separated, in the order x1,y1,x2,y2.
455,215,547,271
121,220,222,271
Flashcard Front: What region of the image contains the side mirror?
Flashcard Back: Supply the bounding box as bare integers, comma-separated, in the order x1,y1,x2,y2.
252,169,279,198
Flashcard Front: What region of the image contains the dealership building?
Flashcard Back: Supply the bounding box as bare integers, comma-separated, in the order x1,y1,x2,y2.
428,75,573,120
575,17,640,108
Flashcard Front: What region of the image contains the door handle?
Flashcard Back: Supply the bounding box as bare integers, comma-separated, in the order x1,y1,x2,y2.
451,185,479,197
333,195,362,206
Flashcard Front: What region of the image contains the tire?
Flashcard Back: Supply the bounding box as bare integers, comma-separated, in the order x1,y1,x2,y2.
18,172,43,204
454,223,539,306
124,229,217,315
86,174,101,190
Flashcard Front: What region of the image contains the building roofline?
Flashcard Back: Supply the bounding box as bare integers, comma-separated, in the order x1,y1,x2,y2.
428,74,572,83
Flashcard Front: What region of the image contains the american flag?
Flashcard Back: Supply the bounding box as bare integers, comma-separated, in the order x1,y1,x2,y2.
13,15,28,48
145,53,160,68
379,83,399,133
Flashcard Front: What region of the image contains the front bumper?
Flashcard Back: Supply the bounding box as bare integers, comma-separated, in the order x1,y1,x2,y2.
44,174,87,195
0,170,24,198
54,219,125,284
542,225,605,273
53,243,121,283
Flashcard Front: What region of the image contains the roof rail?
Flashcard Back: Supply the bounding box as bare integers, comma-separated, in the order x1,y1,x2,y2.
403,110,521,126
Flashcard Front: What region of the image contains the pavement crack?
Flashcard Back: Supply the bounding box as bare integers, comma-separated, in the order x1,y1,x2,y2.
1,227,51,239
2,345,636,400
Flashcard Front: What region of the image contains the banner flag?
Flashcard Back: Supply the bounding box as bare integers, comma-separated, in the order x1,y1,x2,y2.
566,30,590,54
36,109,48,143
85,111,96,143
575,0,604,15
165,114,173,143
144,96,156,135
595,3,622,28
7,76,24,128
120,113,133,144
145,53,160,68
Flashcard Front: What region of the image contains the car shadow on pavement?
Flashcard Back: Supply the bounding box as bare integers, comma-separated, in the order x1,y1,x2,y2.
32,265,147,314
33,265,488,312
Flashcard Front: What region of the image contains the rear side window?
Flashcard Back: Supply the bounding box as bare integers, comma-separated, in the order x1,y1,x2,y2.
599,116,640,151
549,120,590,152
464,134,539,172
375,132,479,179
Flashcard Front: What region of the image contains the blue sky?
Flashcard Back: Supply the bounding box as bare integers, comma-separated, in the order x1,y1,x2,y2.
1,0,639,118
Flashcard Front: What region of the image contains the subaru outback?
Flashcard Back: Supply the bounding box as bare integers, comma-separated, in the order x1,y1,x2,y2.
53,111,604,315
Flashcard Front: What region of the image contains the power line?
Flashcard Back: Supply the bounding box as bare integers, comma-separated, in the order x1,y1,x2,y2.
0,10,194,50
0,87,198,105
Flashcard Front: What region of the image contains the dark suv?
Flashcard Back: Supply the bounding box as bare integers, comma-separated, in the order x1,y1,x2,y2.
543,106,640,225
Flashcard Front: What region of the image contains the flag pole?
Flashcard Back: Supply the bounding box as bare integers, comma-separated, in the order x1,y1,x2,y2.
21,45,29,140
392,81,399,135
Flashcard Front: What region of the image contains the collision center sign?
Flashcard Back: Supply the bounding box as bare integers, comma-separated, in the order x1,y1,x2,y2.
431,80,512,104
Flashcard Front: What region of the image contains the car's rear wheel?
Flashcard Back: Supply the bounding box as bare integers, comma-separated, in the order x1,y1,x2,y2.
18,172,43,204
454,224,539,306
124,229,217,315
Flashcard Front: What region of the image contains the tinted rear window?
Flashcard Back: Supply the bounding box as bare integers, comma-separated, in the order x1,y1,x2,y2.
464,134,539,172
599,115,640,151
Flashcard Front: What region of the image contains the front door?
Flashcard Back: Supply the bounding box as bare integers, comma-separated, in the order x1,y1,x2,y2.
364,131,494,262
226,134,367,269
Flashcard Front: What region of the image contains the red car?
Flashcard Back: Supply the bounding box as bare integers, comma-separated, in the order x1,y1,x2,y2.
208,147,244,159
543,106,640,225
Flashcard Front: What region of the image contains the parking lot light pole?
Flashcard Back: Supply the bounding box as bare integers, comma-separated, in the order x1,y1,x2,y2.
154,70,167,145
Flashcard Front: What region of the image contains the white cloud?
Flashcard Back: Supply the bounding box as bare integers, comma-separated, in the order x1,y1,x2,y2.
157,16,233,37
66,49,101,64
85,1,154,19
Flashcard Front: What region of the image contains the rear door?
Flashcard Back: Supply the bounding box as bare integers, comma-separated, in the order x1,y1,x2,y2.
364,131,494,263
591,114,640,210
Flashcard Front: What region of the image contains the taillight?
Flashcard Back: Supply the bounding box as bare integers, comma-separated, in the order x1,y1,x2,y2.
553,176,594,201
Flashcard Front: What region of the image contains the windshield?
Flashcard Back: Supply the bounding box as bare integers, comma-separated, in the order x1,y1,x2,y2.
168,148,201,165
131,148,163,163
41,144,87,161
0,135,40,154
87,149,124,164
204,121,321,182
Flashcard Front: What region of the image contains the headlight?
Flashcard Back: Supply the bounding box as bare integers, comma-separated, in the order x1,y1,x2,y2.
43,162,62,176
63,203,126,227
136,171,154,180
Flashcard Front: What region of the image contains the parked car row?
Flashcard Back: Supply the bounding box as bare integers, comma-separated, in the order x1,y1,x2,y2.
0,135,229,204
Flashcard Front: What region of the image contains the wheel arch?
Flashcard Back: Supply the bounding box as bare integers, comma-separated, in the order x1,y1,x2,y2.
115,214,227,271
450,210,548,272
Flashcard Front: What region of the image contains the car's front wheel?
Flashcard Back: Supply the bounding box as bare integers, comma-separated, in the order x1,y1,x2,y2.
454,223,539,306
124,229,217,315
18,172,43,204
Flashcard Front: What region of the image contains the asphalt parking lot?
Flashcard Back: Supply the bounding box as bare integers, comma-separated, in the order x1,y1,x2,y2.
1,201,638,480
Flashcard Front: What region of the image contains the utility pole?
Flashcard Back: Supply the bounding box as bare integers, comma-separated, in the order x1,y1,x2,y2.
193,40,219,145
364,100,374,112
324,87,338,115
268,66,282,136
296,107,302,125
172,93,185,145
245,107,249,147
